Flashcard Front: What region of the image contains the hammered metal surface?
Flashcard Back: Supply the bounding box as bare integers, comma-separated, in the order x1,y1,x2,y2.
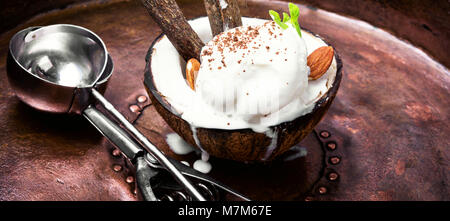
0,0,152,201
0,0,448,200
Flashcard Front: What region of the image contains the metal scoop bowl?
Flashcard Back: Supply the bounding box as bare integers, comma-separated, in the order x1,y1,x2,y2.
6,24,206,201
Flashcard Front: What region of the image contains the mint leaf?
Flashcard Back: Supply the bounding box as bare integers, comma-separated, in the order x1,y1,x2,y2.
282,12,290,23
269,10,281,22
269,10,288,29
288,3,302,37
268,4,302,38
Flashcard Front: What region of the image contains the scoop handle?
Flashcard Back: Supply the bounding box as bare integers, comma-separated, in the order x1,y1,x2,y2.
83,106,159,201
89,89,206,201
83,105,143,161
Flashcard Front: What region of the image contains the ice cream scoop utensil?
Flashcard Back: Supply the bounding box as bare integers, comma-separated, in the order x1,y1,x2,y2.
7,24,205,201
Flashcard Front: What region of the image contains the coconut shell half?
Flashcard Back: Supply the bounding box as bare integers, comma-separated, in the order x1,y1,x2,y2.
144,30,343,163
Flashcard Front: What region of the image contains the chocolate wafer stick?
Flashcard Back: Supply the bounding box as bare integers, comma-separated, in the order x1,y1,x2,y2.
140,0,205,61
204,0,243,36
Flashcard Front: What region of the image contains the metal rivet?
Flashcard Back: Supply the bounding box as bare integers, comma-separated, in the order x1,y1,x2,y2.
137,95,147,103
113,164,122,172
304,196,313,201
330,156,341,165
326,142,336,150
328,172,339,181
126,176,134,184
129,104,141,113
112,148,121,157
318,186,327,194
320,130,330,138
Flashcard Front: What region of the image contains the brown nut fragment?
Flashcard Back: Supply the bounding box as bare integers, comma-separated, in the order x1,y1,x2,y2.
186,58,201,90
307,46,334,80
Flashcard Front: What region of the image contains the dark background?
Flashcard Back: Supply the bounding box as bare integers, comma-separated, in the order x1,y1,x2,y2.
1,0,449,67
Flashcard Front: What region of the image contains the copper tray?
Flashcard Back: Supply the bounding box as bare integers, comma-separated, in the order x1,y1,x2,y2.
0,0,448,200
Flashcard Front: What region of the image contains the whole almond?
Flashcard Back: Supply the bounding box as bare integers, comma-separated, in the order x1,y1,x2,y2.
186,58,201,90
307,46,334,80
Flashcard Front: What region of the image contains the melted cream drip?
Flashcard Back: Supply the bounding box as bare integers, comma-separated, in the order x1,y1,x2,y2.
165,132,212,174
262,128,279,161
193,151,212,174
165,133,195,155
190,125,202,149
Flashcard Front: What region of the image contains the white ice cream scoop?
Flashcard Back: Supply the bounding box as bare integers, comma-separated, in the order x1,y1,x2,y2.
196,21,309,124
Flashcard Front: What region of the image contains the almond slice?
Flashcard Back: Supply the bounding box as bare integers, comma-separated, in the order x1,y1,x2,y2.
186,58,201,90
307,46,334,80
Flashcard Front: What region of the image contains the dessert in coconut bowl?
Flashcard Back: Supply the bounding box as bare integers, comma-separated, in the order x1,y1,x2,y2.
143,1,342,163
